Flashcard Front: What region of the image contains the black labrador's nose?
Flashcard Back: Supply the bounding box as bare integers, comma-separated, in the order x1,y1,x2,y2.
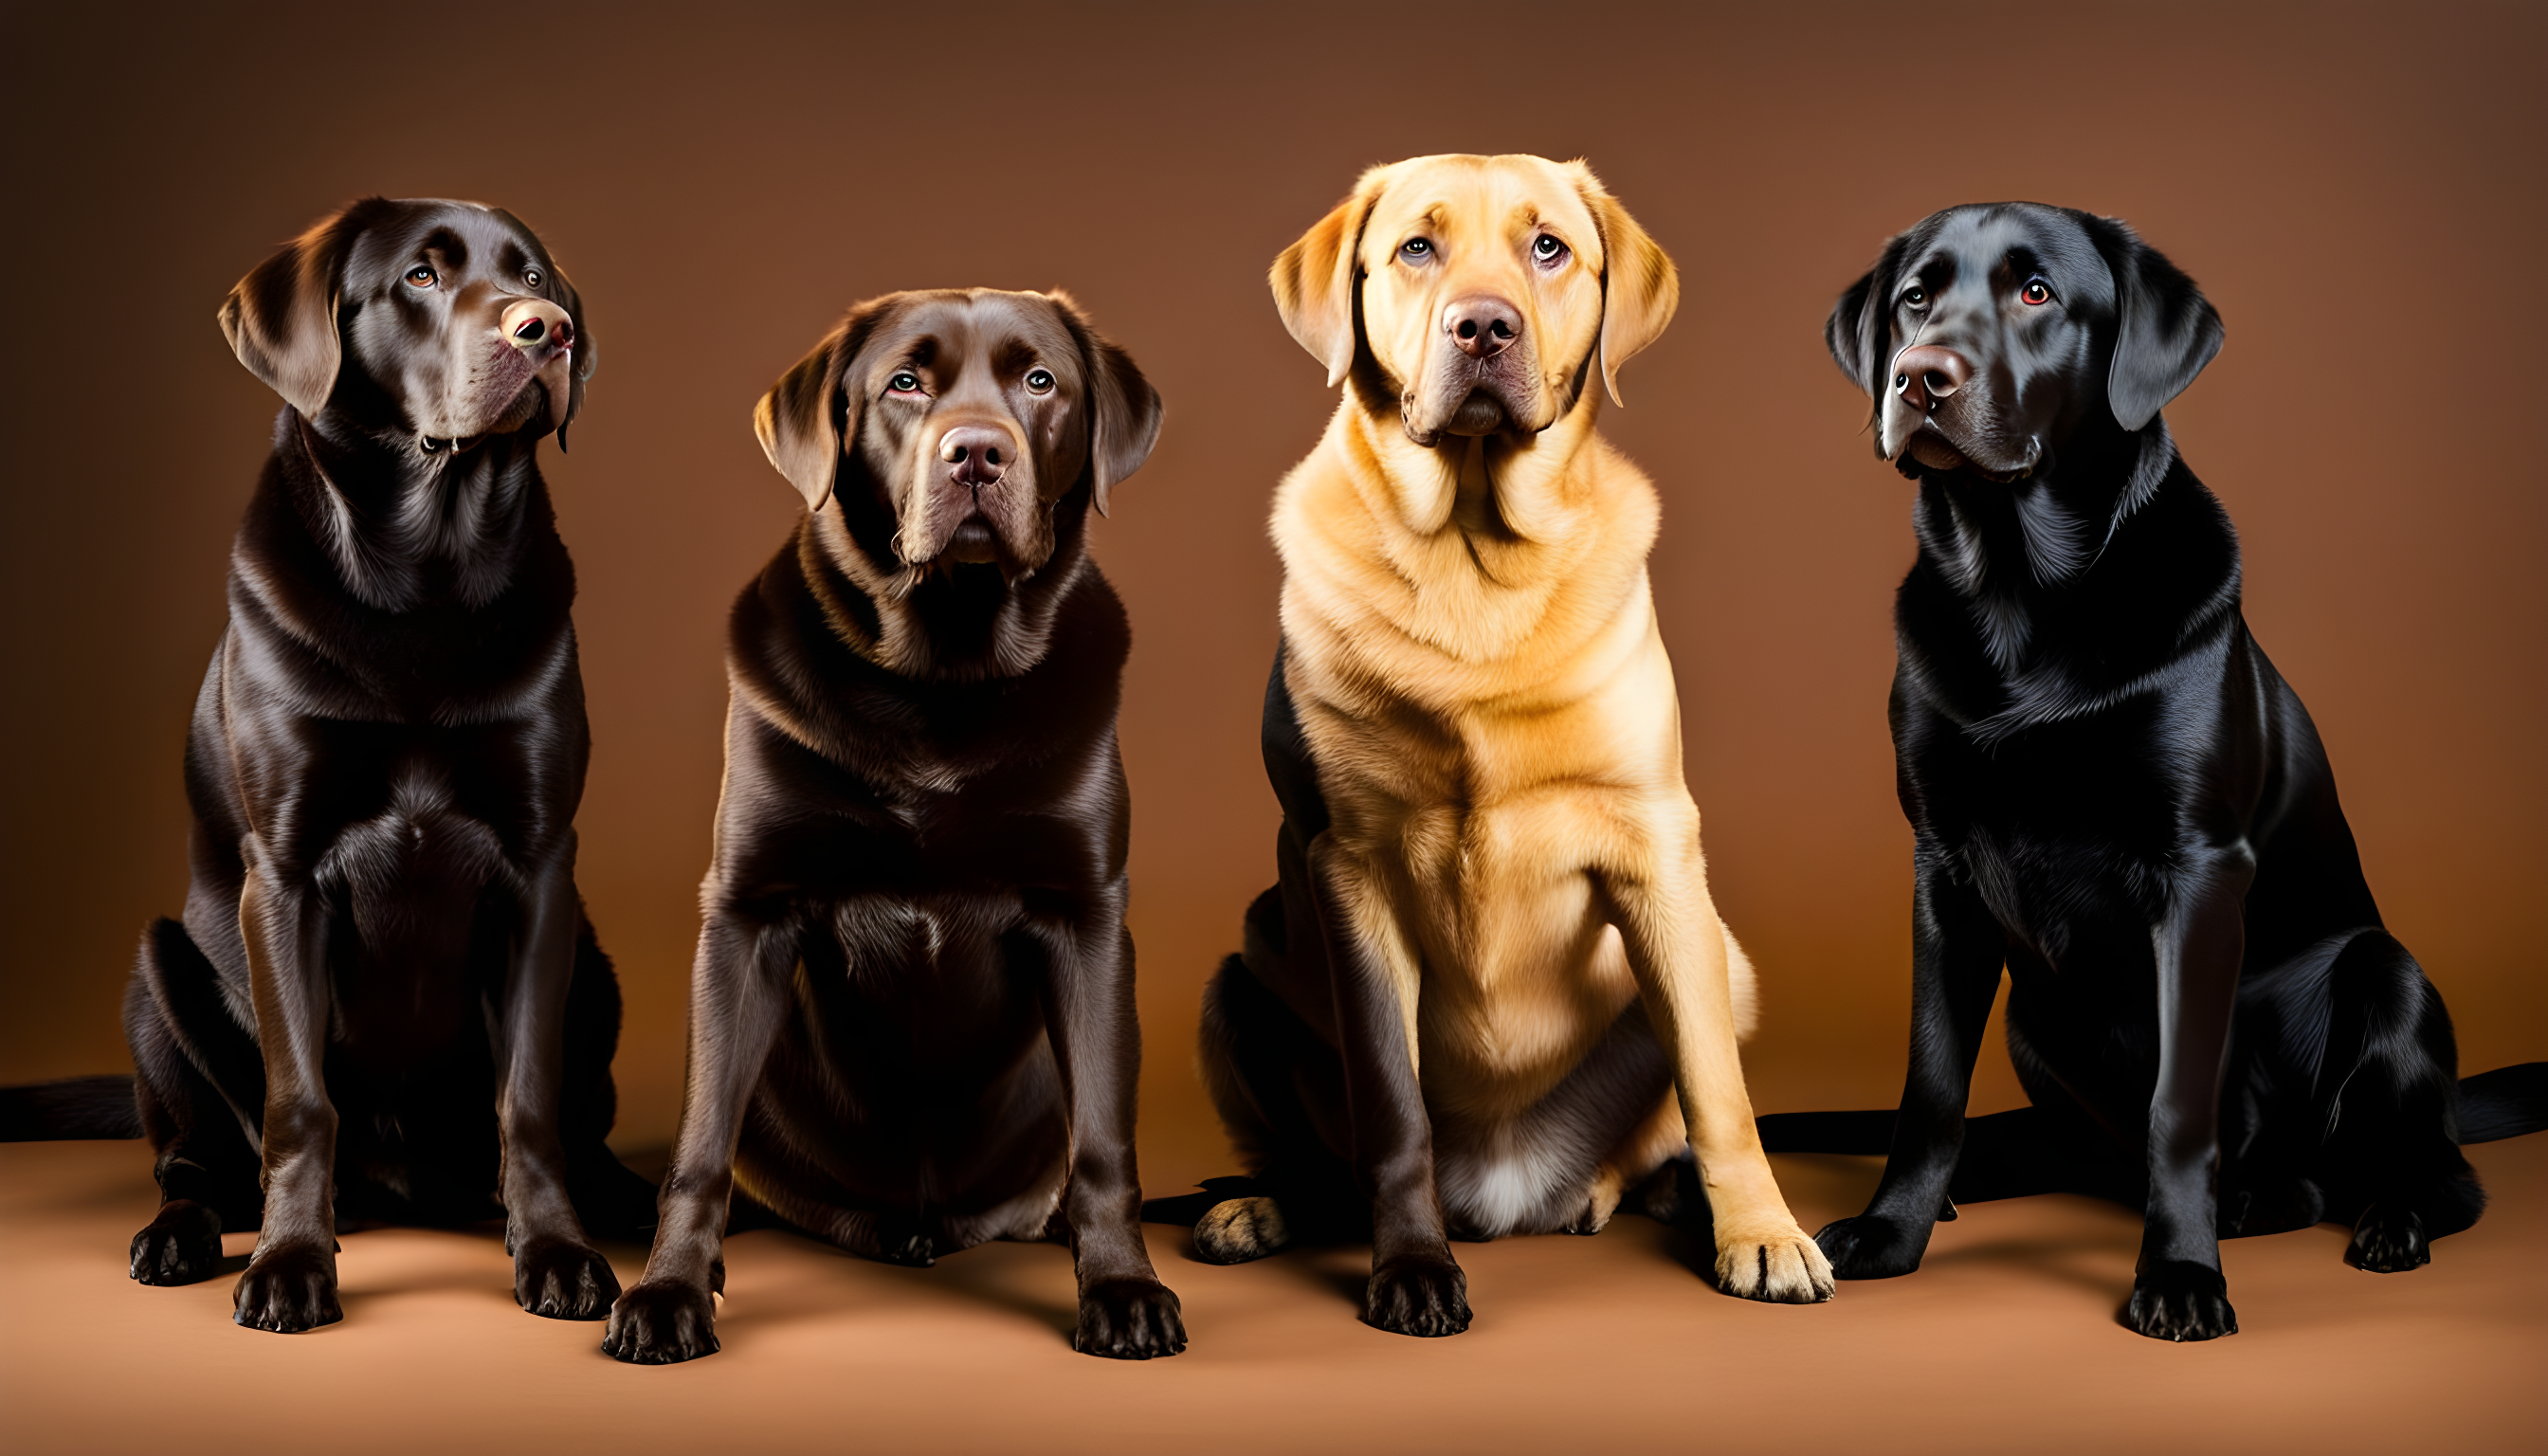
501,299,573,353
1444,296,1522,359
1892,345,1971,412
937,427,1010,489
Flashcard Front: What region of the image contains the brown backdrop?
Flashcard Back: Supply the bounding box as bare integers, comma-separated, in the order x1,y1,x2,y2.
3,1,2539,1188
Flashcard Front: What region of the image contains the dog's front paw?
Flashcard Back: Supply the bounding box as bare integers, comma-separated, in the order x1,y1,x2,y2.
2125,1260,2238,1341
1364,1252,1470,1338
1073,1277,1187,1359
130,1200,222,1286
603,1281,719,1364
2347,1205,2429,1273
1814,1214,1926,1280
1192,1195,1289,1265
515,1235,621,1320
1716,1223,1835,1304
232,1244,341,1333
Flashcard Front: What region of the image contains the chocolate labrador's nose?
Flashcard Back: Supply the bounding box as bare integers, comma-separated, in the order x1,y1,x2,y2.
1892,345,1971,412
502,298,574,353
1444,296,1522,359
937,427,1010,489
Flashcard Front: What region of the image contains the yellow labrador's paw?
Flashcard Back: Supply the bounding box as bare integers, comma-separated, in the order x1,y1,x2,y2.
1714,1226,1836,1304
1193,1196,1289,1265
1562,1179,1623,1237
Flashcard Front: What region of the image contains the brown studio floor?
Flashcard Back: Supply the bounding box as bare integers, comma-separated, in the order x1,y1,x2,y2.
3,1138,2541,1456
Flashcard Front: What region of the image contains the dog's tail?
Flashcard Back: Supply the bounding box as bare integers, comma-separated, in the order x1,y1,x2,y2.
1757,1062,2548,1156
0,1075,143,1141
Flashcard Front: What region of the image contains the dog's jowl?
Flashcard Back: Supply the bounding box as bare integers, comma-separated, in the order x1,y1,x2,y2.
1810,202,2548,1340
603,289,1182,1364
1183,154,1834,1338
122,198,651,1333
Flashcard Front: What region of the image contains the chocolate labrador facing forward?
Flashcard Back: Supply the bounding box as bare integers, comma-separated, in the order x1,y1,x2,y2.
1790,202,2547,1339
603,289,1181,1364
124,198,652,1333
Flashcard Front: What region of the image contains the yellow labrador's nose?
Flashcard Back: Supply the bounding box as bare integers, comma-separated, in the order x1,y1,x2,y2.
501,298,574,353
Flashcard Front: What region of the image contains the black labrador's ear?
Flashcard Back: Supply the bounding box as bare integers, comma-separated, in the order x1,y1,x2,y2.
1827,231,1909,400
1569,162,1680,408
490,207,597,442
1269,163,1395,388
218,197,394,416
753,299,892,512
1047,291,1163,517
2079,213,2224,431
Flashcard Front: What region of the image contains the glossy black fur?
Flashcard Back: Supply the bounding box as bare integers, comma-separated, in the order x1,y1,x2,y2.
603,291,1183,1365
120,199,650,1335
1811,203,2505,1341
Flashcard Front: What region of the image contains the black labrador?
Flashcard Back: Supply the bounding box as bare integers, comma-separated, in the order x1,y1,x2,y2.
119,197,651,1333
601,288,1184,1364
1787,202,2544,1340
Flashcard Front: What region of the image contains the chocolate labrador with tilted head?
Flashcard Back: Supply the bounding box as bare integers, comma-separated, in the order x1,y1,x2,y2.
121,197,652,1334
603,288,1181,1364
1166,155,1833,1339
1780,202,2547,1340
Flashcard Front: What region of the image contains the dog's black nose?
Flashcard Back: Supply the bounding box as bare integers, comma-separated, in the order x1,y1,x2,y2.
937,427,1010,489
1892,345,1971,412
1444,296,1522,360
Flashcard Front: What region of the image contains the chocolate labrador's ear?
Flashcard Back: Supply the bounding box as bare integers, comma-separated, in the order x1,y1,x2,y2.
2079,213,2224,432
1269,163,1396,388
491,208,597,447
1571,165,1680,408
754,299,893,511
1048,292,1163,517
218,197,395,416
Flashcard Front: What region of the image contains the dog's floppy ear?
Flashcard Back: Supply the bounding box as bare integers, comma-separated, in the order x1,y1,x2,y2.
2079,213,2224,431
1573,167,1679,408
1828,231,1909,401
1270,163,1394,388
754,299,891,512
218,197,392,416
1047,292,1162,518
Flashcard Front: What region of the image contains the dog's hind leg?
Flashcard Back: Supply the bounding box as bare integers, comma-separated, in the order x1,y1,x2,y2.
2312,930,2482,1272
123,919,264,1286
1190,933,1359,1265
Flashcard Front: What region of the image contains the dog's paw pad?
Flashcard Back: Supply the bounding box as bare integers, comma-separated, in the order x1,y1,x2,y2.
1193,1196,1289,1265
515,1236,622,1320
1073,1278,1187,1359
129,1201,222,1286
232,1245,342,1333
1364,1254,1470,1338
1716,1227,1835,1304
603,1281,719,1364
2347,1206,2429,1273
2124,1260,2238,1341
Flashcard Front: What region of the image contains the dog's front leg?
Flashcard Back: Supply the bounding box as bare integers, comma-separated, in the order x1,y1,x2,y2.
493,846,619,1320
1307,834,1469,1337
1596,827,1833,1305
603,910,796,1364
1815,839,2006,1279
232,866,342,1332
1033,889,1186,1359
2126,849,2251,1342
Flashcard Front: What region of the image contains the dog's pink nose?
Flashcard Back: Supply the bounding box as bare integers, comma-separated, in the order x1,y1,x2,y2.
501,299,573,353
1444,296,1522,359
937,427,1010,488
1892,345,1970,411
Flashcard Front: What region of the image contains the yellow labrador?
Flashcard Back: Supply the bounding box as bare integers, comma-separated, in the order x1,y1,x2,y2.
1190,155,1832,1334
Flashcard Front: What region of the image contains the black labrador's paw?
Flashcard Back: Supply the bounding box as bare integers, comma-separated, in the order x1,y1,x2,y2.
232,1244,342,1333
129,1200,222,1286
603,1281,719,1364
515,1235,622,1320
2124,1260,2238,1341
2347,1205,2429,1273
1073,1277,1188,1359
1364,1253,1471,1338
1814,1214,1926,1281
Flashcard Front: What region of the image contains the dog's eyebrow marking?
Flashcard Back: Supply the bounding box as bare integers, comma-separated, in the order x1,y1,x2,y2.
421,228,467,270
498,240,530,278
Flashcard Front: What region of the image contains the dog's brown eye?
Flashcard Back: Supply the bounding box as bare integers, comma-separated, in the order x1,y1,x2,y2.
888,372,923,394
523,267,544,288
1025,369,1055,394
2021,280,2052,305
406,266,437,288
1531,234,1567,265
1399,238,1432,262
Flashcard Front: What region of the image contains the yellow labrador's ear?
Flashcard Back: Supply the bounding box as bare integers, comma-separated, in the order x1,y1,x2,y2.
1269,164,1394,388
1574,168,1680,408
217,198,391,416
1047,292,1163,518
753,300,892,511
